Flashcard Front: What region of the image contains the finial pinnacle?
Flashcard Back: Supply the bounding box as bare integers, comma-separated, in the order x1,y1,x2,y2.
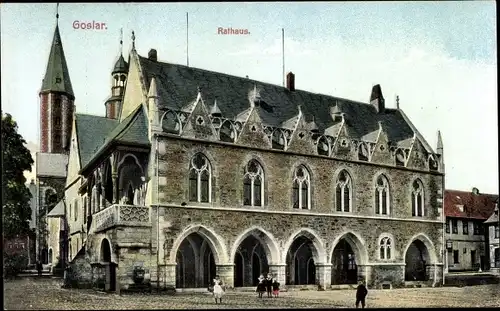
396,95,400,109
56,3,60,19
132,30,136,49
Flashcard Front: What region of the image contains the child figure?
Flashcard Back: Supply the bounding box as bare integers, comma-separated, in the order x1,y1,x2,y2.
212,275,224,304
256,274,266,298
272,277,280,298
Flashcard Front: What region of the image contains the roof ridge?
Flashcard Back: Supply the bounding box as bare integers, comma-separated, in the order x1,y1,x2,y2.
138,55,370,106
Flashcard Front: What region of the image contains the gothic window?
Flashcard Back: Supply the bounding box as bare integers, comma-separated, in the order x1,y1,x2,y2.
161,111,181,134
243,160,264,207
292,166,311,210
395,149,406,167
375,175,390,215
411,179,424,217
189,153,211,203
335,170,352,212
379,237,392,260
272,129,286,150
317,136,330,156
219,121,236,143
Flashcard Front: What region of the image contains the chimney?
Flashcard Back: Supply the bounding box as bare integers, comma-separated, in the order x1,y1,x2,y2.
148,49,157,61
286,72,295,91
370,84,385,113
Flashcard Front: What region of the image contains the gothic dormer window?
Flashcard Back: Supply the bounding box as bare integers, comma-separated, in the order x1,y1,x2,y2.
358,142,369,161
292,166,311,210
243,160,265,207
395,149,406,167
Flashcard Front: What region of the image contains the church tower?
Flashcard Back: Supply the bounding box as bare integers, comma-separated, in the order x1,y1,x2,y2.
39,11,75,154
105,29,128,119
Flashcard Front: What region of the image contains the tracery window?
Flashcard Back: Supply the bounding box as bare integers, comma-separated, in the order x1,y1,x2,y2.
292,166,311,209
243,160,264,207
411,179,424,217
379,237,392,260
335,170,352,212
189,153,211,203
375,175,390,215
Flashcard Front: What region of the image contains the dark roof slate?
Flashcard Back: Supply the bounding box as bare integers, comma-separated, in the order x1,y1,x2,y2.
137,56,427,150
75,114,118,168
113,54,129,74
41,24,74,96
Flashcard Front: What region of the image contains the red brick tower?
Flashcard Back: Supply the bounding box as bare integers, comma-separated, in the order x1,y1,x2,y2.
39,14,74,154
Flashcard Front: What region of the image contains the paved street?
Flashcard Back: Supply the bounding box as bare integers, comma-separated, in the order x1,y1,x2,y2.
4,277,500,309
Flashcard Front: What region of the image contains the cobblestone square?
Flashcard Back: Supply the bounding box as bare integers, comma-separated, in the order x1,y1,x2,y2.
4,278,500,309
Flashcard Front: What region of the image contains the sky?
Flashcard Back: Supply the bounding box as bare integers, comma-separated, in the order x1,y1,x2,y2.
1,2,498,194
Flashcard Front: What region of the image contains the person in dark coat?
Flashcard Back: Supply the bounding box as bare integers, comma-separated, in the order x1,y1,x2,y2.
265,273,273,298
256,274,266,298
36,260,43,277
355,280,368,309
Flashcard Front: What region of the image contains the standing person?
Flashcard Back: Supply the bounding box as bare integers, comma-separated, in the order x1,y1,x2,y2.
355,280,368,309
272,277,280,298
212,275,224,304
36,260,42,277
265,273,273,298
256,274,266,298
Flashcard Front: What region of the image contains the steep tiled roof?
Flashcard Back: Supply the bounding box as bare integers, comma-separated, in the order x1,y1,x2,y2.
79,105,149,172
75,114,118,168
444,189,498,220
41,24,74,97
137,56,432,152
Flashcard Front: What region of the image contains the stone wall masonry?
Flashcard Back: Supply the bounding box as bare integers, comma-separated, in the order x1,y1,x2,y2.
157,137,443,220
369,265,405,288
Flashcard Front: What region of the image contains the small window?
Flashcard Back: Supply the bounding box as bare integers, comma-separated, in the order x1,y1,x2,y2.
452,219,458,234
495,224,499,238
445,221,450,233
463,221,469,235
473,222,481,235
453,250,459,264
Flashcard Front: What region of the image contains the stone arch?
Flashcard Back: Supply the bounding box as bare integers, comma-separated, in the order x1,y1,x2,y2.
97,235,117,263
117,153,144,175
168,224,228,265
230,226,281,265
160,110,182,135
282,228,327,264
402,233,438,264
328,231,368,264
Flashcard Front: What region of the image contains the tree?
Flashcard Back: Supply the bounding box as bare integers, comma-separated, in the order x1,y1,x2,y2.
2,113,34,238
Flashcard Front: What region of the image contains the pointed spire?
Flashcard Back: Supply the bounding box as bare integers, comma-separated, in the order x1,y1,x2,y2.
396,95,400,109
147,76,158,98
309,116,319,132
131,30,136,50
437,130,443,154
56,3,60,20
210,99,222,116
113,28,129,74
40,7,74,97
196,86,203,102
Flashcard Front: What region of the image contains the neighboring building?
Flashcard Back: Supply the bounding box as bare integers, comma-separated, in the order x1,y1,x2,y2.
3,233,36,266
484,199,499,273
44,15,447,291
444,188,498,272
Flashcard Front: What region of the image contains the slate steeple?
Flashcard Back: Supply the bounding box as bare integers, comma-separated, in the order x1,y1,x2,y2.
39,4,75,154
40,12,74,98
105,28,129,119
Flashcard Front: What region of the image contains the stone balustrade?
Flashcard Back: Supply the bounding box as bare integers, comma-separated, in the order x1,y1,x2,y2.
92,204,151,233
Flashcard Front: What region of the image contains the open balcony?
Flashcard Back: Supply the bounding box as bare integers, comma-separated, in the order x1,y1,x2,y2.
92,204,151,233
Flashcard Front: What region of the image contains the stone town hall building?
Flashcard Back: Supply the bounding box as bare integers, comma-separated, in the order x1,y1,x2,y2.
42,18,446,291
